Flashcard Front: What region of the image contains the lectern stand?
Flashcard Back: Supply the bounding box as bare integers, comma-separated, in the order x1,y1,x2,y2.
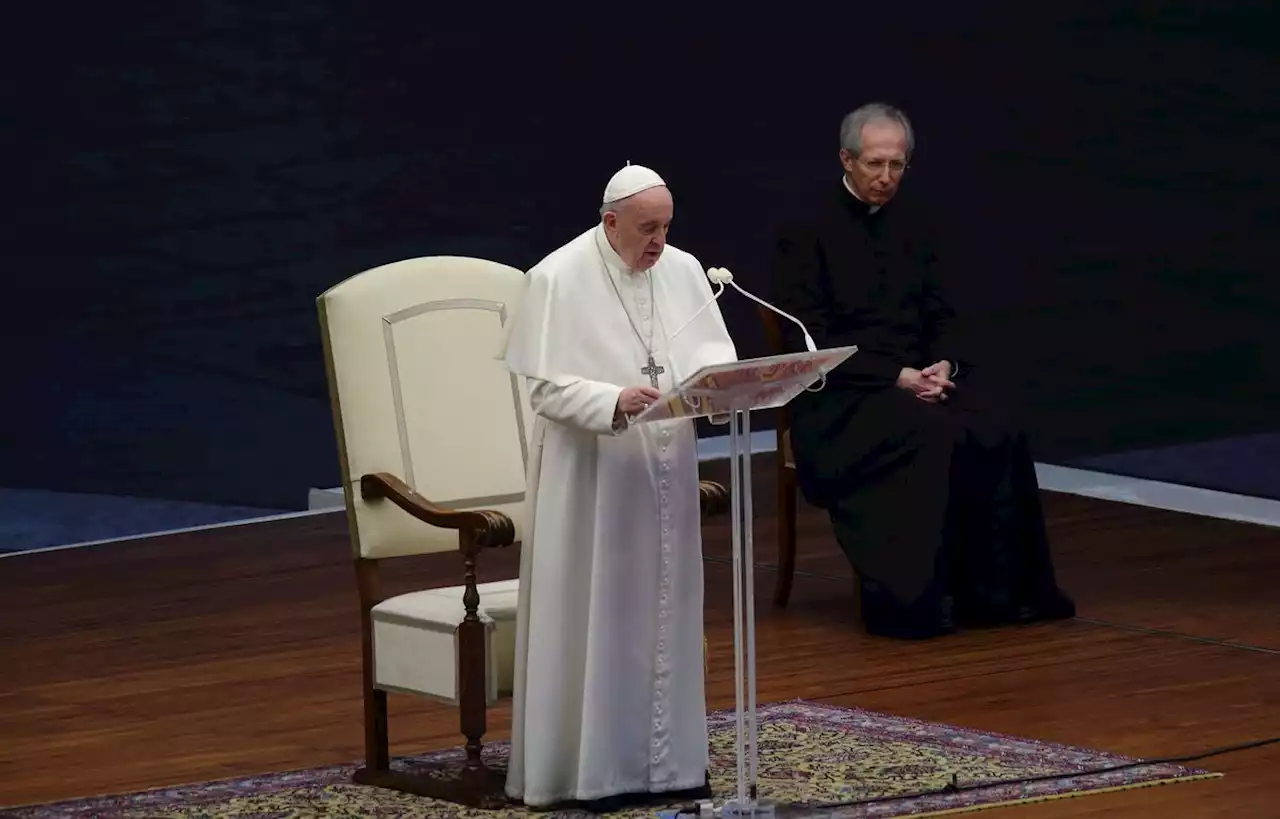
633,346,857,817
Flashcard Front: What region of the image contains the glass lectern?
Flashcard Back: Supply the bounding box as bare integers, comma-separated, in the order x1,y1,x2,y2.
633,345,858,818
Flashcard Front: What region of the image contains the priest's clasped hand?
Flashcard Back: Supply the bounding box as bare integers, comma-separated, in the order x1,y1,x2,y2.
898,363,955,404
618,385,662,416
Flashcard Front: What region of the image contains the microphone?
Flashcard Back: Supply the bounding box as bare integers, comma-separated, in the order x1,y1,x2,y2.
670,267,827,391
670,268,817,352
711,267,817,353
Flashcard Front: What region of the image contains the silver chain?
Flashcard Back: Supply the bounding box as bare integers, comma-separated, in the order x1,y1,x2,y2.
595,230,656,356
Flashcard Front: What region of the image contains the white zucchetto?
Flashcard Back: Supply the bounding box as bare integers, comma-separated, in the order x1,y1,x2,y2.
602,162,666,204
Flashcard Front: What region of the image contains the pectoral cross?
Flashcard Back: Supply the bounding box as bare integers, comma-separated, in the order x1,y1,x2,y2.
641,355,665,389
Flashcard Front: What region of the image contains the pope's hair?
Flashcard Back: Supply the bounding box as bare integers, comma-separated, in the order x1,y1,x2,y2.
599,198,629,218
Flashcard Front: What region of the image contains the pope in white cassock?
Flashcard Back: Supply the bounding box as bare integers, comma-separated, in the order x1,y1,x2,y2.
502,164,738,809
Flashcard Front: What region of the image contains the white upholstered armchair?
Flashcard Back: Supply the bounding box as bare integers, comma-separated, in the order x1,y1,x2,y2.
317,256,530,806
317,255,730,808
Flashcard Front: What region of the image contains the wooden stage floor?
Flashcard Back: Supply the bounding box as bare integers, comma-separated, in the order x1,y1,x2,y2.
2,454,1278,816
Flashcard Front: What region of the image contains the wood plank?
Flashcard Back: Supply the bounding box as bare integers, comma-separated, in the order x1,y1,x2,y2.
1,466,1277,816
702,454,1280,650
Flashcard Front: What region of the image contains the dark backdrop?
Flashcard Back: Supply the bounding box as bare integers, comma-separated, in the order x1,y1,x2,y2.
6,5,1278,509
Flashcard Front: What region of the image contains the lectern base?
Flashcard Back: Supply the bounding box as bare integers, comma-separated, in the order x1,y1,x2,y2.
658,798,853,818
722,798,777,818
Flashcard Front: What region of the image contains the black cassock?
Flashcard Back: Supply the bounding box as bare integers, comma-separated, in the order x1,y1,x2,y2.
770,182,1074,638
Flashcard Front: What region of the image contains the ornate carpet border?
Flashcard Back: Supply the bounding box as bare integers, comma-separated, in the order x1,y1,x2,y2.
2,699,1218,818
738,700,1218,817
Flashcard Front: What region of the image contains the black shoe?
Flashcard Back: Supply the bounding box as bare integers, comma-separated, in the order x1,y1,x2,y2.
1021,587,1076,622
954,584,1018,628
958,587,1075,628
860,580,956,640
561,778,712,814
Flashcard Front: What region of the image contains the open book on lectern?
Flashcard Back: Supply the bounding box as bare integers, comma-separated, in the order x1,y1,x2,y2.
630,346,858,424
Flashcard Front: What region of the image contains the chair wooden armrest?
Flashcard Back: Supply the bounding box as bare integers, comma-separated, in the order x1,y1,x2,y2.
360,472,515,549
355,470,514,805
699,480,730,517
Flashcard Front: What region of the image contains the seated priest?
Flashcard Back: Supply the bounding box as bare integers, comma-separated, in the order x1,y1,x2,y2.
770,102,1075,640
501,164,738,809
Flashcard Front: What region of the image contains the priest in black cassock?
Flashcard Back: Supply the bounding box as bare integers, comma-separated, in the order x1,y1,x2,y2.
770,102,1075,639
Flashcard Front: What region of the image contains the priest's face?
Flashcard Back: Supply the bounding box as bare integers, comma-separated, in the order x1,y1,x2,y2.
604,186,673,271
841,120,910,206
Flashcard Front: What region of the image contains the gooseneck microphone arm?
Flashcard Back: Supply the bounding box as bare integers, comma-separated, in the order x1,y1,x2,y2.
671,268,817,352
670,267,826,392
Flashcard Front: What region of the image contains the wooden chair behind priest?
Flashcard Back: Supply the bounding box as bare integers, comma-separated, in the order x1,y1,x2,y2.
757,305,801,607
317,256,730,808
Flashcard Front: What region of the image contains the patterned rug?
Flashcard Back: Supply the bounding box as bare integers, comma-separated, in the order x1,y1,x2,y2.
3,700,1218,818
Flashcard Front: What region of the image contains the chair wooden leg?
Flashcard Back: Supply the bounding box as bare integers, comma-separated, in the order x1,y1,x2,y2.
364,687,390,771
351,556,508,808
354,604,400,789
774,470,798,607
457,609,489,776
355,561,390,773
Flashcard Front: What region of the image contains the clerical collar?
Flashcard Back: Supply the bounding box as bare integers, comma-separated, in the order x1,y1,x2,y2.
842,175,881,214
594,224,645,277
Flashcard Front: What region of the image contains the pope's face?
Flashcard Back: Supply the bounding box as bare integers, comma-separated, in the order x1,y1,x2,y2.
604,186,673,271
840,120,910,206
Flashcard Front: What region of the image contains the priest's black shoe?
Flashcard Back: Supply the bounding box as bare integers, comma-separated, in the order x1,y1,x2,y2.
957,586,1076,628
859,580,956,639
1021,587,1076,622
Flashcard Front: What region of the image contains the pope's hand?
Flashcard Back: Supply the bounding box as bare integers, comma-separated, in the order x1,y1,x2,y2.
618,386,662,415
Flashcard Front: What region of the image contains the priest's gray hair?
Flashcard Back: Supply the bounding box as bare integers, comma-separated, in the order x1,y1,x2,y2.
840,102,915,158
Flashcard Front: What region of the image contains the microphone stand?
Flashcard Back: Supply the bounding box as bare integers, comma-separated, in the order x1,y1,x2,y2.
670,267,820,818
698,269,807,818
721,396,774,819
